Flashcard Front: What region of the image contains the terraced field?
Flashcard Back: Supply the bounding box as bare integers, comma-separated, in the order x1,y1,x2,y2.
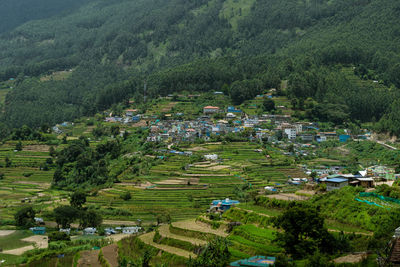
86,141,302,223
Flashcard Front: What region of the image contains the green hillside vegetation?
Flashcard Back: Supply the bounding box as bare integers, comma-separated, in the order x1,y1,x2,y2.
0,0,399,137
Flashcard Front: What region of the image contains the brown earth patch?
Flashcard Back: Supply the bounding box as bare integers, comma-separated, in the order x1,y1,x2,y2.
208,165,230,171
156,178,199,185
161,102,178,112
333,253,368,264
172,219,228,237
102,244,119,267
22,145,51,152
266,193,309,201
131,120,147,127
158,224,206,246
0,230,15,236
103,220,138,226
13,181,51,188
77,250,101,267
139,232,196,258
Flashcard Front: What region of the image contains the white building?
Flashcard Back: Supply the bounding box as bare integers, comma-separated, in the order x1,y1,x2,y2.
295,123,303,133
203,106,220,114
204,154,218,161
59,228,71,235
226,113,236,118
83,227,96,235
284,128,297,139
122,227,142,234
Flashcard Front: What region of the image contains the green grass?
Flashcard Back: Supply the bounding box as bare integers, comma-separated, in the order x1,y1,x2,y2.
0,230,33,250
0,253,24,265
220,0,256,31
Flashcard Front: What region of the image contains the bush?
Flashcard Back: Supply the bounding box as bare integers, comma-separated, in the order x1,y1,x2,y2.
120,191,132,201
48,232,70,242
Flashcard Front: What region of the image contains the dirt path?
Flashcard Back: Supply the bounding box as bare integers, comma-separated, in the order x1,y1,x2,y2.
77,250,101,267
139,232,196,258
172,219,228,237
158,225,206,246
103,220,138,226
0,230,15,236
102,244,119,267
107,233,131,242
2,235,48,255
235,207,271,217
266,193,309,201
333,253,368,263
328,229,373,236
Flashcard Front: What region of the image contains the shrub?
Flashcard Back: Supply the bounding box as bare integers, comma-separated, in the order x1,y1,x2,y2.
48,232,70,242
120,191,132,201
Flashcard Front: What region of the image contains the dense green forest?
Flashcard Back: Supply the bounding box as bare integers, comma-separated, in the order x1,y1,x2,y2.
0,0,95,34
1,0,400,134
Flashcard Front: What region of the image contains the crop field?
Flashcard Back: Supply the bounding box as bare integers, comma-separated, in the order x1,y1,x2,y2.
0,132,304,224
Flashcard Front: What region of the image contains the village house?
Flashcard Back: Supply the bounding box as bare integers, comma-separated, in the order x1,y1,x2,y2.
203,106,220,114
122,226,142,234
204,154,218,161
59,228,71,235
30,227,46,235
34,217,44,224
125,109,138,116
83,227,96,235
209,198,240,213
226,112,236,118
321,177,348,191
229,256,276,267
227,106,242,113
284,128,297,140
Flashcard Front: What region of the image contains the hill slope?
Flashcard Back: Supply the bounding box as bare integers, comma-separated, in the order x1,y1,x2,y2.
1,0,400,132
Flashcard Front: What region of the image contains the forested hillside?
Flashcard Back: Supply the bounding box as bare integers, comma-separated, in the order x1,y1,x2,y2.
0,0,95,34
1,0,400,135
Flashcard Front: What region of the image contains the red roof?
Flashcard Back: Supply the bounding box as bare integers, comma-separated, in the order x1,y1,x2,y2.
203,106,220,109
126,109,138,112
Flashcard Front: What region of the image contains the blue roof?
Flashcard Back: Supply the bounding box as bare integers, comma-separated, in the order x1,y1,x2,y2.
326,178,348,183
212,199,240,206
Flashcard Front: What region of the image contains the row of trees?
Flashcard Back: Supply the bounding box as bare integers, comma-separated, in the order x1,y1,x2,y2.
14,191,102,229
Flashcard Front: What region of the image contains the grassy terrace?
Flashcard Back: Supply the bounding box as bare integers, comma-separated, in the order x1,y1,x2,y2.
0,122,300,225
85,141,298,223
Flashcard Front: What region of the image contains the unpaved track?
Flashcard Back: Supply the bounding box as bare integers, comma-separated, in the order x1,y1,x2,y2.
2,235,48,255
103,220,138,226
139,232,196,258
0,230,15,236
172,219,228,237
77,250,101,267
334,253,367,263
107,233,131,242
102,244,119,267
158,225,206,246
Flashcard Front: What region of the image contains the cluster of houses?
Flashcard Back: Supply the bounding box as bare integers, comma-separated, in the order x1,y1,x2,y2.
29,221,141,236
317,165,397,191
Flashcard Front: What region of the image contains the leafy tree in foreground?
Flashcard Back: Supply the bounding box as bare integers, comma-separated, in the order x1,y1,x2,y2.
14,206,35,228
79,210,102,228
273,203,339,259
53,206,78,228
70,191,87,208
187,237,230,267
